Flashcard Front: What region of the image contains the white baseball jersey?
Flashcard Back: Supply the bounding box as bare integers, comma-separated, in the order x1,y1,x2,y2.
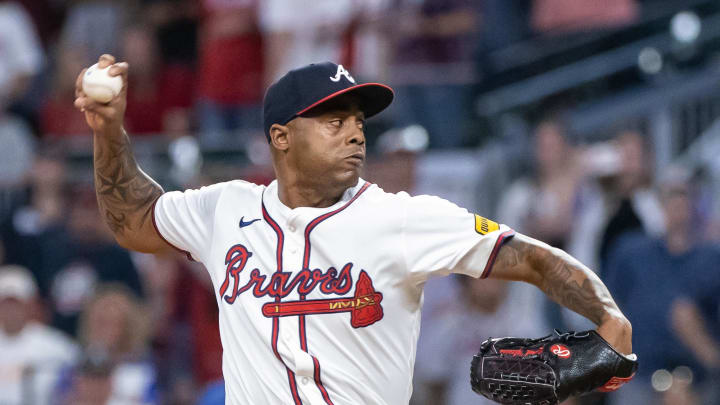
153,178,514,405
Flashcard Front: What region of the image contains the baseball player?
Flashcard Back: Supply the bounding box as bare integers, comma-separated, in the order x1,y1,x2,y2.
74,55,633,405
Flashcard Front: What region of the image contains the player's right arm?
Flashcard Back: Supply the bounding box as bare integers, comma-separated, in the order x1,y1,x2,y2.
74,54,170,254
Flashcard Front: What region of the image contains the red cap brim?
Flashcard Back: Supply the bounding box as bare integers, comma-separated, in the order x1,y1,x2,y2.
295,82,394,119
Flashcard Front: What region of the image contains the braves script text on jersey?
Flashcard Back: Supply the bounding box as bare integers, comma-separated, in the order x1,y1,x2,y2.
153,178,514,405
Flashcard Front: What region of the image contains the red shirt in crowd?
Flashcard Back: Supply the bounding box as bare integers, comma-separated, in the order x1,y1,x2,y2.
197,0,263,105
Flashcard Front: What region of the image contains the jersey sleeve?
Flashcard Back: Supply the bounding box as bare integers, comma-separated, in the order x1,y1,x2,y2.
152,183,226,263
402,194,515,284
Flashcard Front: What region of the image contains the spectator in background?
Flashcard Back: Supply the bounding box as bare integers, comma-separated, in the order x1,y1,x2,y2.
48,187,144,335
0,265,79,405
667,168,720,404
0,112,34,220
135,252,223,405
411,277,546,405
15,0,64,47
145,0,197,73
497,117,582,249
144,0,197,55
177,261,223,387
40,42,91,137
260,0,354,85
55,284,158,405
0,1,44,109
0,1,42,217
598,131,664,266
60,0,124,64
122,24,165,135
1,0,48,129
604,168,717,405
261,0,392,89
567,129,665,274
347,0,394,83
57,351,115,405
5,168,146,335
672,294,720,404
3,152,68,289
196,380,225,405
196,0,263,148
531,0,638,34
145,0,198,138
387,0,481,148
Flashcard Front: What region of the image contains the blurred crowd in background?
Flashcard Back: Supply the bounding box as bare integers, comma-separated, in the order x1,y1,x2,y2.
0,0,719,404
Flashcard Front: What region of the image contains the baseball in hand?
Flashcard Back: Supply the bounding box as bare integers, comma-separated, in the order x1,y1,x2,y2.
82,63,122,103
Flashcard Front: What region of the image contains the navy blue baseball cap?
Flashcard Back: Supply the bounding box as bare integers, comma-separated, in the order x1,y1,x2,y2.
263,62,394,140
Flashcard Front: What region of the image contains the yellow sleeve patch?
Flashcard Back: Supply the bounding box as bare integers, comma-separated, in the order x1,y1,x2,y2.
474,214,499,235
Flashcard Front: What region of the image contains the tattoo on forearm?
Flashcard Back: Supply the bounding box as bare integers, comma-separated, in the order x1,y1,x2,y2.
496,239,617,325
540,256,612,325
94,131,163,236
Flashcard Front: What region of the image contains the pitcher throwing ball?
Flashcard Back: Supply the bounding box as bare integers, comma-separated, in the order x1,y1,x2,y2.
74,54,636,405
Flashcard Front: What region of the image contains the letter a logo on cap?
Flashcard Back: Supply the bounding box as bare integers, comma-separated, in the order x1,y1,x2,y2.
330,64,355,84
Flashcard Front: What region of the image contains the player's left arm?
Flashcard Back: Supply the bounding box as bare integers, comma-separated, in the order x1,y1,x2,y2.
489,232,633,355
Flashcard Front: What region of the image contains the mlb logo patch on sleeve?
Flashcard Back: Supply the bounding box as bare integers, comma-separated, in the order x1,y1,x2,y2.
474,214,499,235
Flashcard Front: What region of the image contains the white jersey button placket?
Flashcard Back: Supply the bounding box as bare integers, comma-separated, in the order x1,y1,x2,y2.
287,215,298,233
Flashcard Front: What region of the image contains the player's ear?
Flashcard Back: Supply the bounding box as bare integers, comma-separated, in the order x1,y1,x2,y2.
269,124,290,151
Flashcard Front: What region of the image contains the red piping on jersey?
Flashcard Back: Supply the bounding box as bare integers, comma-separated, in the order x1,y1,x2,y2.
301,182,372,270
262,200,303,405
298,181,371,405
480,229,516,279
150,197,195,261
313,356,333,404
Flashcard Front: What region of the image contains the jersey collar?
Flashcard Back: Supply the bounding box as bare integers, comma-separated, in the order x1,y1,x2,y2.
263,178,368,219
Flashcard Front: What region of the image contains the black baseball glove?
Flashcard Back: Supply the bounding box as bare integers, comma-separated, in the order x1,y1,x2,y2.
470,330,638,405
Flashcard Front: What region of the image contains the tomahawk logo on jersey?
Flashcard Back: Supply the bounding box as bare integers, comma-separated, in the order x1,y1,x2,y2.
152,179,514,405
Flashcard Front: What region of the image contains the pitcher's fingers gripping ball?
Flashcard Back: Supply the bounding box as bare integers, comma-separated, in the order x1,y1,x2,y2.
470,330,638,405
82,62,123,103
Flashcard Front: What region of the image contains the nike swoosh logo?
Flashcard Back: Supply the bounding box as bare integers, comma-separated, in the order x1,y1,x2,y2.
239,217,261,228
